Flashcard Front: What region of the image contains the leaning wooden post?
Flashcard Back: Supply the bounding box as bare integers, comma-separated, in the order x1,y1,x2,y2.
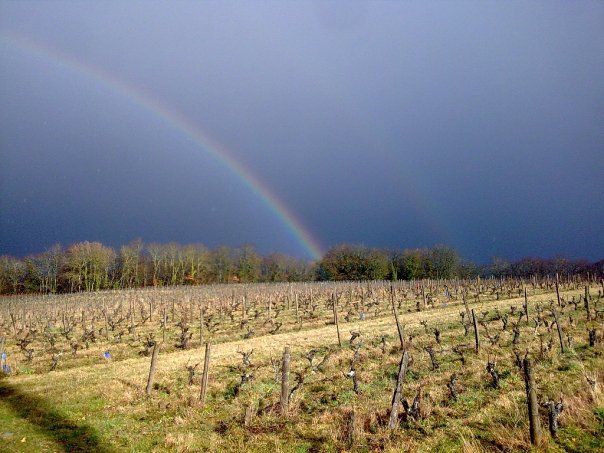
551,308,565,354
523,358,542,445
199,342,211,405
280,346,290,414
146,342,161,395
388,351,410,429
472,309,480,353
333,294,342,347
391,285,405,350
555,275,561,307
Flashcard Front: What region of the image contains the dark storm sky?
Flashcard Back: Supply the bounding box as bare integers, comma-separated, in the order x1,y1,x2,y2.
1,1,603,262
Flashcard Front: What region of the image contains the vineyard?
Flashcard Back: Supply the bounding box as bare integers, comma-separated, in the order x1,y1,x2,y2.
0,277,603,452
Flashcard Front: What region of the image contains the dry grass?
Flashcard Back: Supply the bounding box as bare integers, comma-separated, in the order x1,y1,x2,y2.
0,282,603,452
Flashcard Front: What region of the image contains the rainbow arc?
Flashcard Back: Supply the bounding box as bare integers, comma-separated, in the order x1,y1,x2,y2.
1,30,323,260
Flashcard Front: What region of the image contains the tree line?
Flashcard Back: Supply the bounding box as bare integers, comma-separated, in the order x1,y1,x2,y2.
315,244,602,281
0,241,312,294
0,240,601,295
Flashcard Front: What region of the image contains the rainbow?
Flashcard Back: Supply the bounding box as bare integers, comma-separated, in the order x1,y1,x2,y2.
0,30,323,260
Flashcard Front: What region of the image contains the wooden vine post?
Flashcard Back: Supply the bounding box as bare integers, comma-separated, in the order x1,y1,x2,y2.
388,351,410,428
146,342,161,395
391,285,405,350
280,346,290,414
103,302,109,340
523,358,542,445
584,286,591,320
162,308,167,343
242,292,247,321
295,293,299,322
268,296,272,318
333,293,342,347
472,309,480,353
422,286,427,310
199,303,204,346
551,308,565,354
462,293,471,323
524,287,529,324
130,300,136,337
199,342,211,405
